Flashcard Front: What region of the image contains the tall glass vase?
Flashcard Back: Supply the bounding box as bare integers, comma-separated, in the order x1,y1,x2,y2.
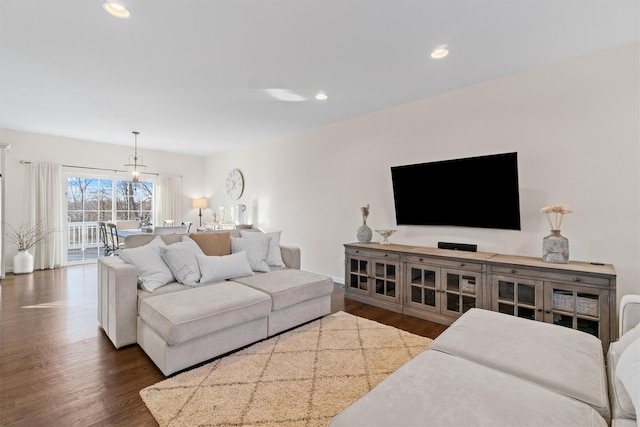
542,230,569,264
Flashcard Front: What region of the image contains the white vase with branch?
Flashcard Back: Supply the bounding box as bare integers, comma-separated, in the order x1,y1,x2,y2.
7,221,50,274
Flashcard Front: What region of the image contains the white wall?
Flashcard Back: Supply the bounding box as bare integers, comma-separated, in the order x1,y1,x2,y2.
204,43,640,304
0,130,206,268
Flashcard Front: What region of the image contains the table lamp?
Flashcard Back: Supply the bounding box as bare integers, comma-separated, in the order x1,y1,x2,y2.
192,198,208,226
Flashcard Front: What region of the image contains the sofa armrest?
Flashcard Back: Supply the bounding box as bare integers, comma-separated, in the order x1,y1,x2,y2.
97,256,139,348
620,294,640,336
280,245,300,270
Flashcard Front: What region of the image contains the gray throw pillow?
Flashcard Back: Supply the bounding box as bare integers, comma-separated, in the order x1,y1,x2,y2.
240,230,285,267
197,251,254,283
231,236,270,272
117,235,174,292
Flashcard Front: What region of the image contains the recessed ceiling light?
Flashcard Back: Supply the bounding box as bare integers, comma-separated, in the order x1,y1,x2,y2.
430,47,449,59
103,1,130,18
315,92,328,101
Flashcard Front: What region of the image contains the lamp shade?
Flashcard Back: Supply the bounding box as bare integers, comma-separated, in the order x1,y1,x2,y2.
192,198,208,209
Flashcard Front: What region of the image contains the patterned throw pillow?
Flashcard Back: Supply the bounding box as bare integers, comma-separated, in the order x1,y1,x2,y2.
159,237,204,286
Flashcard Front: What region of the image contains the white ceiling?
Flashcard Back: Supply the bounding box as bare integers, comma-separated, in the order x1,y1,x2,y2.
1,0,638,157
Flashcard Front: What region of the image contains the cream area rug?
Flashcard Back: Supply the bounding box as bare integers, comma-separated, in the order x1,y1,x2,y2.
140,311,432,427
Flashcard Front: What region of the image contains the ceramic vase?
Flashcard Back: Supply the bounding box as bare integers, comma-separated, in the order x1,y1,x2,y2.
357,221,372,243
542,230,569,264
14,249,34,274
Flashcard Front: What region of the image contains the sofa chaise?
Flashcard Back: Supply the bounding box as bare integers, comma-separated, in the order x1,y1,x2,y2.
330,295,640,427
97,229,334,376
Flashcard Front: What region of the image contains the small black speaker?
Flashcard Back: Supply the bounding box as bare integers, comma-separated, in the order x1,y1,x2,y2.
438,241,478,252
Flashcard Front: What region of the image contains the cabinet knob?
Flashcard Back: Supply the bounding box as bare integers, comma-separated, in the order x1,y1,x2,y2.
536,309,543,312
355,250,359,253
460,263,465,267
419,258,424,262
574,277,581,282
511,269,517,274
545,310,551,314
384,254,388,257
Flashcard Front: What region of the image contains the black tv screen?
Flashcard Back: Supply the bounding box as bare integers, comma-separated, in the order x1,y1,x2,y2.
391,152,521,230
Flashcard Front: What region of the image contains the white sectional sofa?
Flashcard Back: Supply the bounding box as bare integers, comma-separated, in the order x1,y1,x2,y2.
330,295,640,427
97,230,334,376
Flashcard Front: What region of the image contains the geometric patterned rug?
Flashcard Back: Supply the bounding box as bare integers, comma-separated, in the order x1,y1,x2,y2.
139,311,432,427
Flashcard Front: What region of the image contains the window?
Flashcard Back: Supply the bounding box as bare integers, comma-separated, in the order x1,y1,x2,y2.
66,175,154,263
115,180,153,222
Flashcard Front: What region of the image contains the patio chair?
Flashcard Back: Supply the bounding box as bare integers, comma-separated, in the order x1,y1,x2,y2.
99,221,117,256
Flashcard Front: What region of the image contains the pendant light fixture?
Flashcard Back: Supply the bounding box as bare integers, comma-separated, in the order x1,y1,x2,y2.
124,131,147,183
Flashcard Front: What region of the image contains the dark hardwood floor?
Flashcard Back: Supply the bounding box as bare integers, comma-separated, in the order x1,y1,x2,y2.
0,264,448,426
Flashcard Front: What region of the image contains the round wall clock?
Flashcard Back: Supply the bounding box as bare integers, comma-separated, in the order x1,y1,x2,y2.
226,168,244,200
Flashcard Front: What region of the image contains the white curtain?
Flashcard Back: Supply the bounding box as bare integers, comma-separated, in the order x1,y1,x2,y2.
31,162,65,270
156,174,182,226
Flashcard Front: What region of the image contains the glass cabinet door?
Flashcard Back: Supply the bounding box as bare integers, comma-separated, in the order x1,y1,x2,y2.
441,269,482,318
544,282,608,343
372,259,399,301
406,263,439,313
347,256,370,294
492,275,543,321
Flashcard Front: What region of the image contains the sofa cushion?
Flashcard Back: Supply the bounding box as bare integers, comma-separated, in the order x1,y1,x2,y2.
231,236,270,272
616,336,639,421
197,251,254,283
609,323,640,419
159,237,204,286
329,349,608,427
429,308,610,421
189,232,231,256
117,235,174,292
138,281,272,346
240,230,285,267
231,269,334,311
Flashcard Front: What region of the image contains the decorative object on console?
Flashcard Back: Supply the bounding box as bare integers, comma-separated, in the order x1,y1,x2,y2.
124,131,147,183
375,229,396,245
7,221,51,274
541,204,572,264
356,204,372,243
192,197,208,226
232,203,247,225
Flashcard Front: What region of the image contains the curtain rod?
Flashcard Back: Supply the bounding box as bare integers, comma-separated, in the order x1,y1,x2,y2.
20,160,161,176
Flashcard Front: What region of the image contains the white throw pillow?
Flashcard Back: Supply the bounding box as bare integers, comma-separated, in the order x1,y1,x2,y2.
117,235,174,292
197,251,254,283
159,237,204,286
231,236,270,272
616,336,640,422
240,230,285,267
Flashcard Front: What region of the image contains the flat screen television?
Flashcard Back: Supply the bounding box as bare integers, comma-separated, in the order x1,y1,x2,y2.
391,152,521,230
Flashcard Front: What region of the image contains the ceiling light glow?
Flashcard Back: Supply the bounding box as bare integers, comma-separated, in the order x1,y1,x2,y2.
430,47,449,59
103,1,130,18
262,88,307,102
315,92,328,101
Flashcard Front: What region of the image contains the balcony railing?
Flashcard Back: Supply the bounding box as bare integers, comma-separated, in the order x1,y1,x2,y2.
68,221,101,250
